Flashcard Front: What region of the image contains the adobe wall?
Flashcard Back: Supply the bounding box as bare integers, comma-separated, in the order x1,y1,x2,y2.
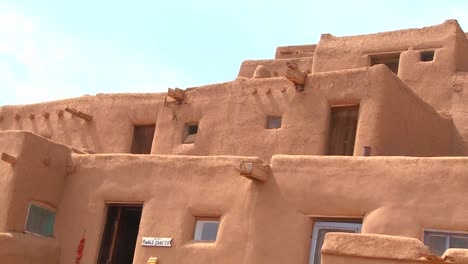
0,131,71,233
313,20,465,112
0,131,69,263
0,93,166,154
2,132,468,263
272,155,468,239
321,233,468,264
0,233,59,264
0,131,23,231
321,233,435,264
0,65,454,159
54,154,295,264
56,153,468,263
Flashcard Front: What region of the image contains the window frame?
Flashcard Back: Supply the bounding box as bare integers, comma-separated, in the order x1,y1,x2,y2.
309,221,362,264
266,116,282,129
193,217,220,242
24,201,56,237
423,229,468,256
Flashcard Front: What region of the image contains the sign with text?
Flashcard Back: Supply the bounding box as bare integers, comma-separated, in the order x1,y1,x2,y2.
142,237,173,247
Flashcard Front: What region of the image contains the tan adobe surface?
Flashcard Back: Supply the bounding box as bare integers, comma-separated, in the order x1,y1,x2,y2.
2,19,468,264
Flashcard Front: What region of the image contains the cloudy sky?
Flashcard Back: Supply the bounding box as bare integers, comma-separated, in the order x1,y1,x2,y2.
0,0,467,106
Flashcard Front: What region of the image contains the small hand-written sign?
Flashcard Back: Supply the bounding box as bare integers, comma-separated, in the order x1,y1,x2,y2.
142,237,173,247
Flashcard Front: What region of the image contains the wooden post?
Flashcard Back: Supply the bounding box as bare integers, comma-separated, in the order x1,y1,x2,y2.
167,88,185,103
1,152,17,165
65,107,93,121
237,161,270,182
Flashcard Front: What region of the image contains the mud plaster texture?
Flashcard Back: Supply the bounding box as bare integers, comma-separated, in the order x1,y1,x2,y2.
2,19,468,264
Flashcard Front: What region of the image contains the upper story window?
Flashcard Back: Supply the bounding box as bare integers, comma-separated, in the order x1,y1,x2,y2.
194,218,220,242
266,116,282,129
420,50,435,62
130,124,156,154
370,53,400,74
309,221,362,264
25,201,56,237
183,123,199,144
424,230,468,256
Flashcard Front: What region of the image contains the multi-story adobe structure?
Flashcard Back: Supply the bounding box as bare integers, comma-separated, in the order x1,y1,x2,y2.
1,19,468,264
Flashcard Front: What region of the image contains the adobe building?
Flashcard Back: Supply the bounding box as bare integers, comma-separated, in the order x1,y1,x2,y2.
1,19,468,264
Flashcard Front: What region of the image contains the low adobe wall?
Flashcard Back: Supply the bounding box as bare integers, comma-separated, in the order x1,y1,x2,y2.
322,233,468,264
0,232,59,264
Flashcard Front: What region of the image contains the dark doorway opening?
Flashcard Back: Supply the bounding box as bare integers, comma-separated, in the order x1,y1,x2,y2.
130,124,155,154
97,204,143,264
326,105,359,156
370,53,400,74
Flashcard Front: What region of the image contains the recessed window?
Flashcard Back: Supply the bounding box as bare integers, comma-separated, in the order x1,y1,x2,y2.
309,221,362,264
194,218,220,242
25,202,56,237
266,116,282,129
327,105,359,156
183,123,199,144
370,53,401,74
420,51,435,62
130,124,155,154
424,230,468,256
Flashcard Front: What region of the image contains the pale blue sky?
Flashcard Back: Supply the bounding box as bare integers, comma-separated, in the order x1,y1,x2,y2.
0,0,467,106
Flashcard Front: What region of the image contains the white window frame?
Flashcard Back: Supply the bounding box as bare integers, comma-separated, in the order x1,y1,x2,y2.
309,221,362,264
193,218,220,242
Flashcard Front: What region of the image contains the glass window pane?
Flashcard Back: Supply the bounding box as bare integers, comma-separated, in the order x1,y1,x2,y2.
310,222,361,264
25,203,55,237
194,220,219,242
451,236,468,249
427,234,448,256
267,116,282,129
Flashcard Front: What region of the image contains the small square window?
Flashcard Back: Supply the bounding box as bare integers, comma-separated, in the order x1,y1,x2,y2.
25,202,56,237
183,123,199,144
420,51,434,62
194,218,219,242
266,116,282,129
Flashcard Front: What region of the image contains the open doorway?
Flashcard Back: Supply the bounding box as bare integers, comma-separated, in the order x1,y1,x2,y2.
97,204,143,264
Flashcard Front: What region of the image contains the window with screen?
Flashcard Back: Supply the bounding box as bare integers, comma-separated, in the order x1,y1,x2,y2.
194,218,220,242
424,230,468,256
309,221,362,264
25,202,56,237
